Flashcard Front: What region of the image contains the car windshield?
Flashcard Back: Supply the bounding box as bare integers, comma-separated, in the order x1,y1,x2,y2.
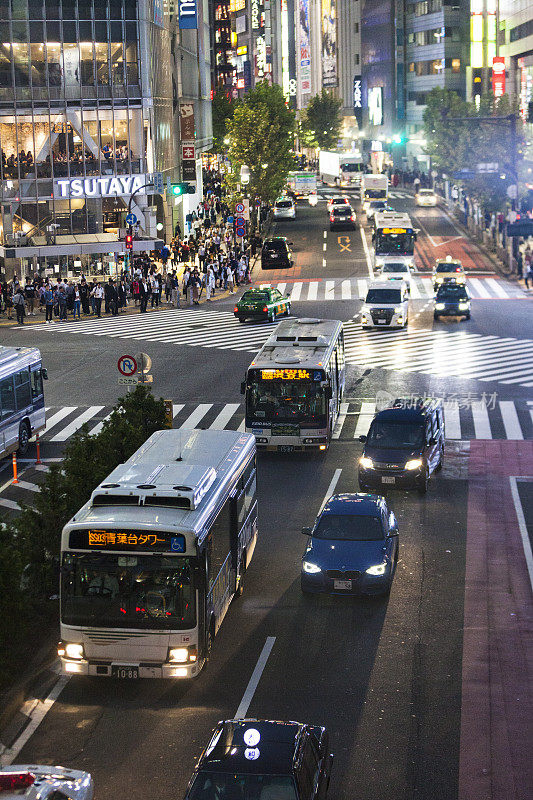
187,773,298,800
436,263,461,273
366,189,385,199
367,421,424,449
437,285,468,299
382,264,407,273
246,377,327,423
341,163,361,172
334,206,353,215
264,241,286,253
419,190,434,195
365,289,402,304
370,202,385,209
61,553,196,630
276,200,293,208
242,291,269,302
313,514,384,541
332,198,349,205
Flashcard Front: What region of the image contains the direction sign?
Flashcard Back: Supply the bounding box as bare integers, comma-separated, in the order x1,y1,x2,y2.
118,355,137,376
235,202,245,214
125,213,137,226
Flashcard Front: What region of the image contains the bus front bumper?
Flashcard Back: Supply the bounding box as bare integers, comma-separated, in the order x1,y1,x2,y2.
248,431,329,452
60,657,201,679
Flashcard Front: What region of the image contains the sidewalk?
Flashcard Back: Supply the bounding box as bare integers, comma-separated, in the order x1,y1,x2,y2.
460,440,533,800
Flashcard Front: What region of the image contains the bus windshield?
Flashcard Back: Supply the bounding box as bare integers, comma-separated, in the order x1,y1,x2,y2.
61,553,196,630
375,231,415,256
246,377,327,424
341,162,362,172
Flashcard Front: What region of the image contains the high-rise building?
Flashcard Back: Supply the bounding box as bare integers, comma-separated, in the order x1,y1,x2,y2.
0,0,211,281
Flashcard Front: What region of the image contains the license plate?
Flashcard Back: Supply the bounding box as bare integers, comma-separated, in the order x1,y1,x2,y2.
112,665,139,679
382,476,396,484
279,445,294,452
334,579,352,590
377,319,388,324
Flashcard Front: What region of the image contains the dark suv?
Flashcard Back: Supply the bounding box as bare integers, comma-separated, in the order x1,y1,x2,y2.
358,398,445,494
261,237,294,269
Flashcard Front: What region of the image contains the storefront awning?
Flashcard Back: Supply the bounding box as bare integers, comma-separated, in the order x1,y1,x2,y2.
1,233,164,259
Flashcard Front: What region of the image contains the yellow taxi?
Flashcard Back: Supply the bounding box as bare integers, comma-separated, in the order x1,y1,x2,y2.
432,255,466,291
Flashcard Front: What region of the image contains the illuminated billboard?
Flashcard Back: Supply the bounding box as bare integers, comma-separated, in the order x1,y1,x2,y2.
321,0,337,87
299,0,311,94
368,87,383,126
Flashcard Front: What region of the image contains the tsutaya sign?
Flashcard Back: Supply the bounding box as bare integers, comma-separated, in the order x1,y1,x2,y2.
54,174,149,199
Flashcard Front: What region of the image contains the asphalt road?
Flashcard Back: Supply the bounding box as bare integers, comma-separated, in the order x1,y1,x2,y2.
1,184,531,800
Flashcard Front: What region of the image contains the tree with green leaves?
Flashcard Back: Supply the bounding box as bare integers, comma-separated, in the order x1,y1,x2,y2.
300,89,342,151
223,82,295,228
211,89,236,154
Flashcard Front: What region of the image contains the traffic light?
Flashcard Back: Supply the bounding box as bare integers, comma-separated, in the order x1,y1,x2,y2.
125,232,133,250
472,68,483,98
392,134,405,145
171,183,195,196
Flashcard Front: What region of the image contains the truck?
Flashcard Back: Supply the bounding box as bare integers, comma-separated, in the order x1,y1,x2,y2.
318,151,364,189
286,171,317,201
361,173,388,203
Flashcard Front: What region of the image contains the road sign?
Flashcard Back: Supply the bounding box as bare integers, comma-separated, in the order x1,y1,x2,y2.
236,216,245,227
118,355,137,376
182,144,195,161
125,213,137,226
134,352,152,373
118,376,139,386
163,400,173,428
227,215,234,225
235,202,245,214
153,172,164,193
236,226,246,238
182,161,197,182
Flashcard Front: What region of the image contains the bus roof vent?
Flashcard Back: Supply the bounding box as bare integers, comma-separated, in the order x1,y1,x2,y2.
275,354,300,364
297,318,321,324
90,464,217,510
295,335,328,346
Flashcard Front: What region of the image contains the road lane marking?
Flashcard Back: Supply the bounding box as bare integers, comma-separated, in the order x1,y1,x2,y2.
409,281,421,299
485,278,509,299
13,480,40,492
360,226,374,279
341,280,351,299
509,477,533,592
357,279,368,300
471,401,492,439
179,404,213,429
499,401,523,440
88,413,112,436
318,468,342,514
323,230,327,239
308,282,318,300
444,401,461,439
469,278,491,299
0,498,21,511
323,242,327,251
42,407,77,434
0,676,70,766
332,402,349,439
209,404,240,429
325,280,335,299
50,406,105,442
234,637,276,719
289,282,302,301
173,403,185,419
277,283,287,294
322,257,327,267
354,401,376,438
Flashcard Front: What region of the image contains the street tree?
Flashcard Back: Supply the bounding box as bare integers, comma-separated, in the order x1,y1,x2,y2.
300,89,342,151
212,89,236,154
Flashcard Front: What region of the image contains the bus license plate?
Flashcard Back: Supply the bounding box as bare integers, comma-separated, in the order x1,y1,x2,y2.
279,445,294,452
334,579,352,590
382,476,396,484
377,319,388,324
112,665,139,679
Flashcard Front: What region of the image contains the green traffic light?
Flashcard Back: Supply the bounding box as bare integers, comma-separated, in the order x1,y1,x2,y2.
171,184,185,196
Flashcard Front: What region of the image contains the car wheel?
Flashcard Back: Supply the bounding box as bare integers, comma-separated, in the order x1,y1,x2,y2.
403,316,408,328
18,421,31,455
465,313,471,320
285,304,291,316
433,313,439,321
417,468,429,494
238,317,246,323
268,312,275,323
435,446,444,472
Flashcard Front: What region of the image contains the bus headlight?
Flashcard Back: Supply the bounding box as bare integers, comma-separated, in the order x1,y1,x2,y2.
63,642,84,660
405,458,423,470
168,646,198,663
302,561,321,574
359,456,374,469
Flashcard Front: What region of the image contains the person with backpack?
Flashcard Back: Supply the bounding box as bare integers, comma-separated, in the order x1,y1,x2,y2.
12,286,26,324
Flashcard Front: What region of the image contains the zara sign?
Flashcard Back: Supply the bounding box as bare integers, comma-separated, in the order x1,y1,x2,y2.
54,174,149,199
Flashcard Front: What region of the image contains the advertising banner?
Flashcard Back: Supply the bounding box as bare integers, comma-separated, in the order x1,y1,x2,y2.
179,103,195,140
492,56,505,98
299,0,311,94
321,0,337,87
178,0,197,29
353,75,362,126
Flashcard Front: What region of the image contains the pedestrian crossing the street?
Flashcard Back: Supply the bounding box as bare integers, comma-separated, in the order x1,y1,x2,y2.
31,399,533,445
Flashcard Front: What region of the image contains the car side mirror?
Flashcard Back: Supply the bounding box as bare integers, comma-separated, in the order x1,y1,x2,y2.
289,241,294,246
302,526,312,536
240,381,246,395
359,435,367,443
429,437,437,446
325,386,332,400
41,368,48,380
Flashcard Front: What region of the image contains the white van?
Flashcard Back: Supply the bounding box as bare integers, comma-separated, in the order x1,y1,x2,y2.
361,281,409,329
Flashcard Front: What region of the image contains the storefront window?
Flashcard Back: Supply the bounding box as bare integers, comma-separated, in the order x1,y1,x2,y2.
29,44,46,86
95,42,110,86
46,42,61,87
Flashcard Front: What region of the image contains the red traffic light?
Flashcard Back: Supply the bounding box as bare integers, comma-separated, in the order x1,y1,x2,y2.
125,233,133,250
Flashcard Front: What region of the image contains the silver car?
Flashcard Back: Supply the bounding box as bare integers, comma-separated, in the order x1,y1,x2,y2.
0,766,93,800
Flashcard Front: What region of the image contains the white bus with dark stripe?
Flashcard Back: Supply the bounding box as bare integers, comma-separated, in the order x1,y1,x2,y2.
59,428,258,679
0,345,47,459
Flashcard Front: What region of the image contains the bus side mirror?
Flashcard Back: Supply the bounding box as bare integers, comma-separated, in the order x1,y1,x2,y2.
302,526,312,536
42,368,48,380
240,381,246,395
325,386,332,400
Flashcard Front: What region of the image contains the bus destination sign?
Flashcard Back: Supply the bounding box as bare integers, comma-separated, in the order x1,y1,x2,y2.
261,369,313,381
69,529,187,553
382,227,407,234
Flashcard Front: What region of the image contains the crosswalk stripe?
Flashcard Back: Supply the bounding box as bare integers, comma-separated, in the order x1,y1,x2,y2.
444,402,462,439
209,404,240,429
325,280,335,300
0,498,21,511
179,403,213,429
354,401,375,437
238,419,246,432
289,282,302,301
409,281,421,299
50,406,105,442
485,277,509,299
308,281,318,300
88,413,111,436
357,279,367,300
341,280,351,300
469,278,491,299
421,278,434,296
277,283,287,294
471,401,492,439
499,401,524,440
332,402,349,439
173,403,185,419
43,406,77,434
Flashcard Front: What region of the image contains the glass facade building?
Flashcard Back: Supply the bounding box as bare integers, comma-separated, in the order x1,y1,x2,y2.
0,0,176,279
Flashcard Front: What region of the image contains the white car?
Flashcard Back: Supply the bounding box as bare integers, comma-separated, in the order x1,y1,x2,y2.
327,196,350,213
364,200,389,221
361,280,409,329
376,261,413,293
0,766,93,800
415,189,438,207
273,197,296,219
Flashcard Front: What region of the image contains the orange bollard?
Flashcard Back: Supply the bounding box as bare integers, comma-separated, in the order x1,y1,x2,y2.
12,452,19,484
35,433,42,465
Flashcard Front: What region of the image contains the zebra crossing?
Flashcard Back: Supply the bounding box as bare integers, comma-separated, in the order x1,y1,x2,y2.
29,308,533,387
31,399,533,444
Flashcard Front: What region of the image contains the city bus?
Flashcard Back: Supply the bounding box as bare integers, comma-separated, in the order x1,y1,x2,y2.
241,318,345,452
58,428,258,679
372,211,418,271
0,345,47,459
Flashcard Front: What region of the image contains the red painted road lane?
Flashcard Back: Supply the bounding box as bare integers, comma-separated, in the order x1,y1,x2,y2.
415,223,491,273
460,441,533,800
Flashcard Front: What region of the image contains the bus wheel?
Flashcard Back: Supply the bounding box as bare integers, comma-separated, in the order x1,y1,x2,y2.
18,421,31,455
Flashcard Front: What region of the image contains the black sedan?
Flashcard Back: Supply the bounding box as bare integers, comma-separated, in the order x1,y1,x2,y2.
434,284,471,320
184,719,333,800
329,205,356,230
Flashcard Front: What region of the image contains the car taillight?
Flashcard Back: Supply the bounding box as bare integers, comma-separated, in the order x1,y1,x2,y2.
0,774,36,791
351,215,355,221
263,306,268,312
330,215,334,221
234,306,238,312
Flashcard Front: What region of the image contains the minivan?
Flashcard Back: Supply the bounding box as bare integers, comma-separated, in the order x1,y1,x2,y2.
261,236,294,269
361,281,409,329
358,398,445,494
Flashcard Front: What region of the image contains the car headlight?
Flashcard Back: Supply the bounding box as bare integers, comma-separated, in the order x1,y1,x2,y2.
405,458,423,470
302,561,321,574
435,276,443,282
359,456,374,469
435,303,445,310
458,302,469,310
366,563,387,576
394,307,403,314
64,642,84,660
